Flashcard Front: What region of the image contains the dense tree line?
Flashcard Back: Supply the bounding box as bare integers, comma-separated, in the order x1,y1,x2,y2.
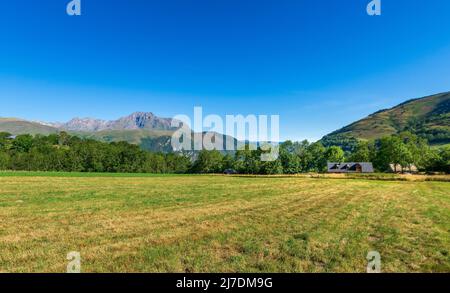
191,131,448,174
0,131,448,174
0,132,191,173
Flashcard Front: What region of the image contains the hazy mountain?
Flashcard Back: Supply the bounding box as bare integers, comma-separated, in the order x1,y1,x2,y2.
322,92,450,150
2,92,448,153
0,112,237,153
56,117,110,132
0,118,59,135
58,112,178,132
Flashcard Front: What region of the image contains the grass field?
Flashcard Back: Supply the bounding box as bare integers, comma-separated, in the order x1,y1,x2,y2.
0,173,449,272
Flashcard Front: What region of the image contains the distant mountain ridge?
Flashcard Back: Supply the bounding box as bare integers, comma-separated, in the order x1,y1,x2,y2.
0,112,237,153
0,117,58,135
2,91,449,152
0,112,181,152
51,112,178,132
321,92,450,150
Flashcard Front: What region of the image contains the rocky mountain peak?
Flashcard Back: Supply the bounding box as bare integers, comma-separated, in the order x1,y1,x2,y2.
113,112,173,130
55,112,177,132
62,117,110,132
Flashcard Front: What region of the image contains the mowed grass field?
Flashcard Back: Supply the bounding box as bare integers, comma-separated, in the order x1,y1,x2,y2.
0,172,449,273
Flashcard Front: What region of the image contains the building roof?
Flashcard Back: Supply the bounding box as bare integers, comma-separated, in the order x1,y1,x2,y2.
327,162,374,173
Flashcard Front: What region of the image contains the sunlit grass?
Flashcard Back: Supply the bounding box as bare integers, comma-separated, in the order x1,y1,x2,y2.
0,174,448,272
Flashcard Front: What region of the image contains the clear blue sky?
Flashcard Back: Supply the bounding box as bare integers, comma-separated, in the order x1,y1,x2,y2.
1,0,450,141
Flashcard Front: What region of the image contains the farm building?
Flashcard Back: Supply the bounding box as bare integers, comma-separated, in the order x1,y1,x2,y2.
327,162,374,173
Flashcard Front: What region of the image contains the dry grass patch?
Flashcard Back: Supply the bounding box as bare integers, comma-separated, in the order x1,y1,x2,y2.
0,174,448,272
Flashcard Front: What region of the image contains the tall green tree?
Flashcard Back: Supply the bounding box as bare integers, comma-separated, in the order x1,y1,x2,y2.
428,146,450,173
376,136,413,172
306,142,327,172
348,141,371,162
0,132,13,151
192,150,224,173
221,154,235,170
399,131,432,170
12,134,34,153
279,141,301,174
0,152,10,170
234,148,261,174
325,146,345,163
260,159,284,175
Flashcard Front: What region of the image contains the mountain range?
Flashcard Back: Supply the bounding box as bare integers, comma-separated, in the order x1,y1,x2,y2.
50,112,177,132
0,112,179,152
1,91,449,151
0,112,237,153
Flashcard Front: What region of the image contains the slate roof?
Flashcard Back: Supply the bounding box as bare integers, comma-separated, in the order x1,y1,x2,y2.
327,162,374,173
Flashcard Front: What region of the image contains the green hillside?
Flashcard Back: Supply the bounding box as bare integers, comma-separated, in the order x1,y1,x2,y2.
322,92,450,150
0,119,175,152
73,129,176,153
0,118,59,135
71,129,174,144
0,119,236,153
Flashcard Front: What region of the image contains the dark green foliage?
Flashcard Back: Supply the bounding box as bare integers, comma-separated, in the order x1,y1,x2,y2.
0,132,191,173
0,131,447,174
191,150,224,173
324,146,345,163
279,147,302,174
260,159,284,175
348,141,371,162
305,142,327,172
221,154,235,171
371,131,436,172
321,134,359,152
375,136,413,172
234,148,262,174
427,147,450,173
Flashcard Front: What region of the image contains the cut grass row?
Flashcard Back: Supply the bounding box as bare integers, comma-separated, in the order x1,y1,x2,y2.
1,171,449,182
0,174,448,272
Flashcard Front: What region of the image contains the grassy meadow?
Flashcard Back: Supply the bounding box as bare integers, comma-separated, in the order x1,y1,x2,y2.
0,172,449,272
